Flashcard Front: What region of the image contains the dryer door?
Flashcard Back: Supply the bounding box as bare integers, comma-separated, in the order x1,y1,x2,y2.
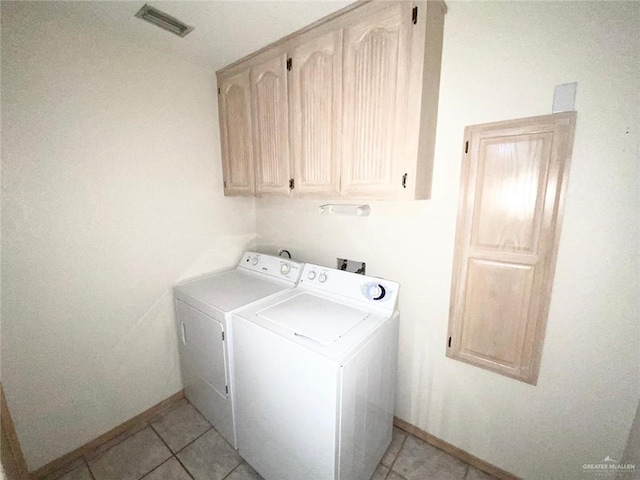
176,300,228,398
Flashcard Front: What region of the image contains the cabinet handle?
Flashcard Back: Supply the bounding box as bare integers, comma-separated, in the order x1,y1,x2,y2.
181,321,187,345
402,173,408,189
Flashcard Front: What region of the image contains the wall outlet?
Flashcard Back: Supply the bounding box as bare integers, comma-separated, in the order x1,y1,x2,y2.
337,258,366,275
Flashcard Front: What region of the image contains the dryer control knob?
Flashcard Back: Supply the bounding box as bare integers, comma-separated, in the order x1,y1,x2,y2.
280,263,291,275
307,271,317,280
251,256,259,266
318,273,327,283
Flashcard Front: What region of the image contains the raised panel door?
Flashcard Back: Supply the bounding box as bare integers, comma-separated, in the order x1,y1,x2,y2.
218,70,254,195
251,52,290,196
448,113,577,384
289,30,342,196
459,259,535,371
341,2,412,197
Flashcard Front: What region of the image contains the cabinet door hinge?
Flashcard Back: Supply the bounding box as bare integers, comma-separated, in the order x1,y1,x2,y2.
286,58,292,71
412,6,418,25
465,141,469,154
448,336,452,348
402,173,408,189
289,178,295,190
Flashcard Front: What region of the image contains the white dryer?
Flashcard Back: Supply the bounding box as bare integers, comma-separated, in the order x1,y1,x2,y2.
173,252,302,448
232,263,400,480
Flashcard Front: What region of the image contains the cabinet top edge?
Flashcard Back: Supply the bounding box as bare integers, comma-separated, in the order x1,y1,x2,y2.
216,0,446,77
217,0,370,76
464,111,577,136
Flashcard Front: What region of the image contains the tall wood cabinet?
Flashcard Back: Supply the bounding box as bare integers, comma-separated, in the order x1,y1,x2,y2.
447,113,577,385
216,0,446,199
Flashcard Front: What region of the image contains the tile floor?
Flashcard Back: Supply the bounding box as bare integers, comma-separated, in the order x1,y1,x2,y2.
43,398,497,480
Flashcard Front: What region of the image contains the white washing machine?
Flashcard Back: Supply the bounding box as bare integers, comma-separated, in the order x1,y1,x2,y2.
232,263,400,480
173,252,303,448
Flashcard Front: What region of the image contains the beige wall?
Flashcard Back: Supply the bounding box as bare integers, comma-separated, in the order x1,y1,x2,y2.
0,3,255,470
256,2,640,479
2,1,639,477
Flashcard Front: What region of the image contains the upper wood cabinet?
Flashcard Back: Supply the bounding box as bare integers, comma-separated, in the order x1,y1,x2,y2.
218,70,254,196
216,0,446,199
341,2,411,197
289,30,342,197
251,51,291,196
447,113,577,385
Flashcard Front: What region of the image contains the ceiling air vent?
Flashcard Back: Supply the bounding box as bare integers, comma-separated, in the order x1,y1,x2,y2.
134,4,194,38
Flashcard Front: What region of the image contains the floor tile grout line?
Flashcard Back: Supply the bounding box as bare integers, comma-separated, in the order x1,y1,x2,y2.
147,420,204,480
82,421,151,465
148,401,213,456
134,456,175,480
386,432,409,480
85,423,171,480
220,460,245,480
140,423,189,480
173,425,214,456
147,400,218,479
84,458,97,480
182,401,213,430
148,422,176,454
173,454,196,480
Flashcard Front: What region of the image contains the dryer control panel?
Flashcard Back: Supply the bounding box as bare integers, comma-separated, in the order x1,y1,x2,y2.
299,263,399,310
239,252,303,283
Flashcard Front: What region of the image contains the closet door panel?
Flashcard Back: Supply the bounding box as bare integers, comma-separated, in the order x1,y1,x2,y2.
447,113,577,385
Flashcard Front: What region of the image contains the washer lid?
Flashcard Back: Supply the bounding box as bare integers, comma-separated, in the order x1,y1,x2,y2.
256,293,369,346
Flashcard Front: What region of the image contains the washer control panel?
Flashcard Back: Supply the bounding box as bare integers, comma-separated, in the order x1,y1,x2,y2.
362,282,386,301
300,263,399,309
240,252,303,283
304,266,331,283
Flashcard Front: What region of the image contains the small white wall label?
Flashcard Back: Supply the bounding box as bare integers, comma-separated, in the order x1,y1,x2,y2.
552,82,577,112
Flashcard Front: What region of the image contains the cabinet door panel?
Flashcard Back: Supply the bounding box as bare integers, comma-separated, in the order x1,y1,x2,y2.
219,71,254,195
448,113,576,385
290,30,342,196
460,259,535,369
472,134,552,253
341,3,412,196
251,53,290,195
